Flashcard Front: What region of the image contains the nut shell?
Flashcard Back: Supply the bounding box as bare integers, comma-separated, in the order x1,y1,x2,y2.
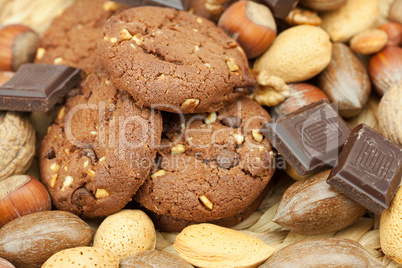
0,24,39,71
218,1,276,59
0,112,35,181
0,175,51,227
42,247,118,268
93,210,156,260
378,81,402,146
320,0,378,42
0,211,94,268
0,257,15,268
378,22,402,47
174,223,275,268
270,83,329,117
317,42,371,118
381,187,402,263
368,46,402,96
272,170,366,235
120,250,193,268
254,25,332,83
260,238,385,267
389,0,402,25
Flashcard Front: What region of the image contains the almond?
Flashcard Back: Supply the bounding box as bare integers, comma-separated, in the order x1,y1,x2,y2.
93,210,156,260
0,257,14,268
317,42,371,118
381,187,402,263
350,29,388,55
174,223,275,268
120,250,193,268
0,211,94,268
272,170,366,235
260,238,385,267
42,247,118,268
378,81,402,146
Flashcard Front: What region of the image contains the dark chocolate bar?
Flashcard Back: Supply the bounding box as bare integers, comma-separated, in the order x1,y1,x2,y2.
327,124,402,215
0,64,81,112
259,0,300,19
261,100,351,176
112,0,189,10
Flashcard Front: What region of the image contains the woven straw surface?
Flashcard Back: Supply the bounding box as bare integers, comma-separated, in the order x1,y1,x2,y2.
0,0,399,266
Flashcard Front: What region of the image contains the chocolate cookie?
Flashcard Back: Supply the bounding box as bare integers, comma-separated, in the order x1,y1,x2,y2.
39,73,163,218
98,6,256,114
147,184,271,232
134,96,275,222
35,0,127,76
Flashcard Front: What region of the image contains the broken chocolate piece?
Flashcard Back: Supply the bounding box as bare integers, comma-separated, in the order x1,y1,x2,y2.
259,0,300,19
112,0,189,10
0,64,81,112
261,100,351,176
221,116,242,128
327,124,402,215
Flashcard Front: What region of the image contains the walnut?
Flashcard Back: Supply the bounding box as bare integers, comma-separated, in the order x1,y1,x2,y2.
0,112,35,181
253,70,290,107
378,81,402,146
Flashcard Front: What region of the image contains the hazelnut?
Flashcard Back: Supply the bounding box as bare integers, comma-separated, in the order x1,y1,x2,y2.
0,24,39,71
218,1,276,59
270,83,329,117
389,0,402,25
350,29,388,55
299,0,346,11
378,81,402,146
378,22,402,47
0,175,51,227
0,111,36,181
368,46,402,96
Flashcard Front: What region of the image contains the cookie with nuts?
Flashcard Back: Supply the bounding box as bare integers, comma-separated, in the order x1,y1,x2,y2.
134,96,275,222
147,183,271,232
35,0,127,76
98,6,256,114
39,73,163,218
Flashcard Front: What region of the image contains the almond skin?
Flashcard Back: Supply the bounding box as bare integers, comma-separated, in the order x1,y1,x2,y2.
0,211,94,268
378,81,402,146
260,238,385,267
174,223,275,268
317,42,371,118
272,170,366,235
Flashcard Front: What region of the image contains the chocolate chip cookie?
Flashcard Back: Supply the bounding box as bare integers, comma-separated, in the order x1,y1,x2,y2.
147,184,271,232
39,73,163,218
134,96,275,222
98,6,256,114
35,0,127,76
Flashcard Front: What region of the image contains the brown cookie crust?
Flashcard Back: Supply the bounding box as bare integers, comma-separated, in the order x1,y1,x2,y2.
35,0,127,76
98,6,256,114
148,184,270,232
39,73,163,218
134,96,275,222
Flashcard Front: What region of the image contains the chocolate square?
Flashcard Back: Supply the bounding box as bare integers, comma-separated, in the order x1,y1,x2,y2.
327,124,402,215
261,100,351,176
0,64,81,112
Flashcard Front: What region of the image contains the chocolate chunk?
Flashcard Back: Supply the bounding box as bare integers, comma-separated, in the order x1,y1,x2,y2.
233,86,255,95
81,148,97,165
112,0,189,10
72,188,95,207
261,100,351,176
259,0,300,19
0,64,81,112
44,148,56,159
327,124,402,215
216,150,240,169
221,116,242,128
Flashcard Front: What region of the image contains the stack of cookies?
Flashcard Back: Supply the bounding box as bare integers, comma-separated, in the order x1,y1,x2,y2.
37,0,276,230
